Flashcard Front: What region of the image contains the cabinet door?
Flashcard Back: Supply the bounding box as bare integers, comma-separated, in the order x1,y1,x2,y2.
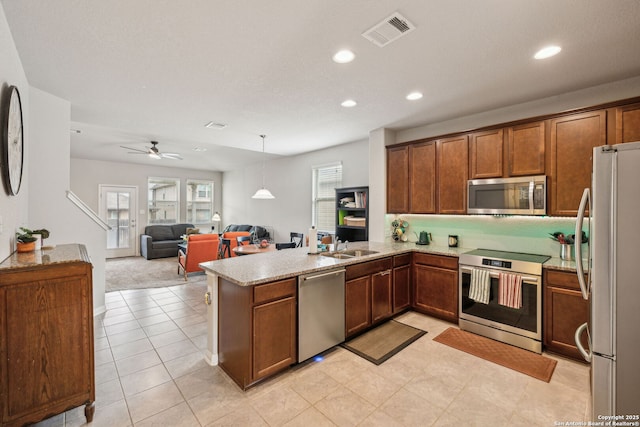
387,146,409,213
345,276,371,337
437,135,468,214
544,286,589,361
507,121,545,176
252,296,296,381
413,264,458,322
4,275,93,422
614,102,640,144
409,141,436,213
550,111,606,216
392,264,411,313
469,129,503,179
371,270,392,324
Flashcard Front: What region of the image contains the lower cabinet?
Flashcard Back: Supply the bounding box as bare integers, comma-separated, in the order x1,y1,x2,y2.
219,277,297,389
345,257,393,337
543,269,589,362
412,253,459,323
392,253,412,313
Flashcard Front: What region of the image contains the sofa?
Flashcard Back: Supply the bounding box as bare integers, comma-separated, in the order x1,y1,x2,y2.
140,223,194,260
222,224,272,241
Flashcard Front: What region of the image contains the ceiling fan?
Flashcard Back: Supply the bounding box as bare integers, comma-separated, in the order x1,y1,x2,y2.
120,141,183,160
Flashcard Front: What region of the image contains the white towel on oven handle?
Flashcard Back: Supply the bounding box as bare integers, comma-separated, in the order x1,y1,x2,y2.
498,272,522,309
469,268,490,304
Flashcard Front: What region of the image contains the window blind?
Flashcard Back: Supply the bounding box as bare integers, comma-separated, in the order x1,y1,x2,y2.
312,163,342,233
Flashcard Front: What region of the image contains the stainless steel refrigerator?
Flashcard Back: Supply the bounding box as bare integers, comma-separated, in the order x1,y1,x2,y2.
574,141,640,418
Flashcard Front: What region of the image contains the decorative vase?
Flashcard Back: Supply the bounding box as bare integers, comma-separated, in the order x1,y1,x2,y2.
17,241,36,253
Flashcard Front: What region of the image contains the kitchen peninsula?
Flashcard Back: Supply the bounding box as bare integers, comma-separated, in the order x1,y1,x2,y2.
199,241,466,389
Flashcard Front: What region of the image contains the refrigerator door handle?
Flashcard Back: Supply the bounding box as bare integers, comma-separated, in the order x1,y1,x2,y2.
575,188,590,300
575,322,592,362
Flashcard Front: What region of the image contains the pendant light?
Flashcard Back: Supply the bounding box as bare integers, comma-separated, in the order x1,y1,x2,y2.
252,134,275,199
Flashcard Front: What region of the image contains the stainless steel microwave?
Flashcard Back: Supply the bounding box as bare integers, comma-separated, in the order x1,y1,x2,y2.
467,175,546,215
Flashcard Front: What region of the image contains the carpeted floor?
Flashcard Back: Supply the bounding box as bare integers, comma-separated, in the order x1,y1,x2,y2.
105,256,206,292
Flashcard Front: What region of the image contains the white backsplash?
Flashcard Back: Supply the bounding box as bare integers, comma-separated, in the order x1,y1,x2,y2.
384,214,587,258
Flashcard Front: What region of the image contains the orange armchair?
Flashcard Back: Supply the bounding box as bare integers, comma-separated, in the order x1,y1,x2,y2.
222,231,251,257
178,233,220,280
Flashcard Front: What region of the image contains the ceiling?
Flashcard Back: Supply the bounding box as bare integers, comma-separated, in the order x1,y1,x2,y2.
3,0,640,171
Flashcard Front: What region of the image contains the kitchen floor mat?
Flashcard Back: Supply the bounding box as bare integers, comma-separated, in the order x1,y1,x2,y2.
433,327,557,382
341,320,427,365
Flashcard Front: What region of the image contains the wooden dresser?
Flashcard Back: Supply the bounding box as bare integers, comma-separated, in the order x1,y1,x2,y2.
0,244,95,426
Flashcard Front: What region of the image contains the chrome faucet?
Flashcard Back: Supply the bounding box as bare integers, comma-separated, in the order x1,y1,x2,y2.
336,240,349,251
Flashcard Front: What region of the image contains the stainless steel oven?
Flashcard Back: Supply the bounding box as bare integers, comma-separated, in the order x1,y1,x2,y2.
459,249,550,353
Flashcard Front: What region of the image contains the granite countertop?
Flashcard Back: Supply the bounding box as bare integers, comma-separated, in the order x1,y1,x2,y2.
0,244,90,271
199,241,469,286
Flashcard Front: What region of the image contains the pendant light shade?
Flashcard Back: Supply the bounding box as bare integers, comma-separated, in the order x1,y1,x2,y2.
252,134,275,199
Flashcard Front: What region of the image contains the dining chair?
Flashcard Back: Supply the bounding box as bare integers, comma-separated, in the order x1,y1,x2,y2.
219,238,231,259
236,235,252,246
290,232,304,248
276,242,297,250
222,231,251,257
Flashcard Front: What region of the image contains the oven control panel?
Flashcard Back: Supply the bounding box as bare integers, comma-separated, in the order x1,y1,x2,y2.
482,258,512,269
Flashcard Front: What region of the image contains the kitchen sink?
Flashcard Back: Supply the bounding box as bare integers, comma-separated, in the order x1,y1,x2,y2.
321,249,379,259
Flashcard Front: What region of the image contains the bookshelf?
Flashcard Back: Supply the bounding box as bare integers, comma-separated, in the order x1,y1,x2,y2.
335,186,369,242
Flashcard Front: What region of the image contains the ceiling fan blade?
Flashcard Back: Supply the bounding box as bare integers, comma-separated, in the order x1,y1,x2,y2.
120,145,149,154
160,152,183,160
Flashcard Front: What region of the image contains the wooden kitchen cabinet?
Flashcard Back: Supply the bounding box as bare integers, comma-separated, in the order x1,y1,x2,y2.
469,129,503,179
218,277,297,389
345,257,393,337
613,102,640,144
0,245,95,426
387,145,409,213
507,121,546,176
437,135,468,214
409,141,437,213
392,254,412,313
412,253,459,323
549,110,606,216
543,269,589,362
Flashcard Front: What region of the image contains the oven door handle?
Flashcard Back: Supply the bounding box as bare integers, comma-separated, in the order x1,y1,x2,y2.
460,267,539,284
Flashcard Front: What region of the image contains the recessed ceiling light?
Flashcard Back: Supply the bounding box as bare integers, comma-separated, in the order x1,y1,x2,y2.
333,49,355,64
204,121,227,130
406,92,423,101
341,99,357,107
534,45,561,60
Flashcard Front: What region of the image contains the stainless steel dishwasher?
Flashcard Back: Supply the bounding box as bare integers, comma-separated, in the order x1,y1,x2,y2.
298,268,345,362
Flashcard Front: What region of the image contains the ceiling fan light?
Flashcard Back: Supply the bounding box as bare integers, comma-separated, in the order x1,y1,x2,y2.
148,152,161,160
252,187,275,199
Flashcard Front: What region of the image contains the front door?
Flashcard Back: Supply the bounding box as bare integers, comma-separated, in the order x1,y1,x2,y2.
100,185,138,258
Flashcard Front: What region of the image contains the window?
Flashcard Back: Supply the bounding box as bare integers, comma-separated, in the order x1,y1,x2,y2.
148,177,179,224
312,163,342,233
187,179,214,225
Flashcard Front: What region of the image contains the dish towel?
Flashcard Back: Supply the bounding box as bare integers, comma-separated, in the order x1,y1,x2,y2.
498,272,523,309
469,268,490,304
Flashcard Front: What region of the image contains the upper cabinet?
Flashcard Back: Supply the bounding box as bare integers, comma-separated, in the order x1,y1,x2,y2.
386,145,409,213
437,135,468,214
409,141,437,213
507,121,546,176
549,110,606,216
613,102,640,144
469,129,503,179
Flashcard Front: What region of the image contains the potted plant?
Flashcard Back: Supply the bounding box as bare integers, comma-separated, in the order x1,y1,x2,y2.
16,228,39,252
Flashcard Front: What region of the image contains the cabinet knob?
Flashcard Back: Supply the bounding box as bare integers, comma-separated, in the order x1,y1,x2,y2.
204,292,211,305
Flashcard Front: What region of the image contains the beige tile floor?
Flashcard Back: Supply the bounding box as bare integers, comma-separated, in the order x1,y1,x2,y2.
34,279,591,427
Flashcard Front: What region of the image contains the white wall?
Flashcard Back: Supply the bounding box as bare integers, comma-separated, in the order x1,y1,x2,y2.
28,87,108,313
222,139,368,242
0,5,29,261
71,159,222,234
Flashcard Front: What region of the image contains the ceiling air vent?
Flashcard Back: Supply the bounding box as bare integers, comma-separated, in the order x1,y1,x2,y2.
362,12,416,47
